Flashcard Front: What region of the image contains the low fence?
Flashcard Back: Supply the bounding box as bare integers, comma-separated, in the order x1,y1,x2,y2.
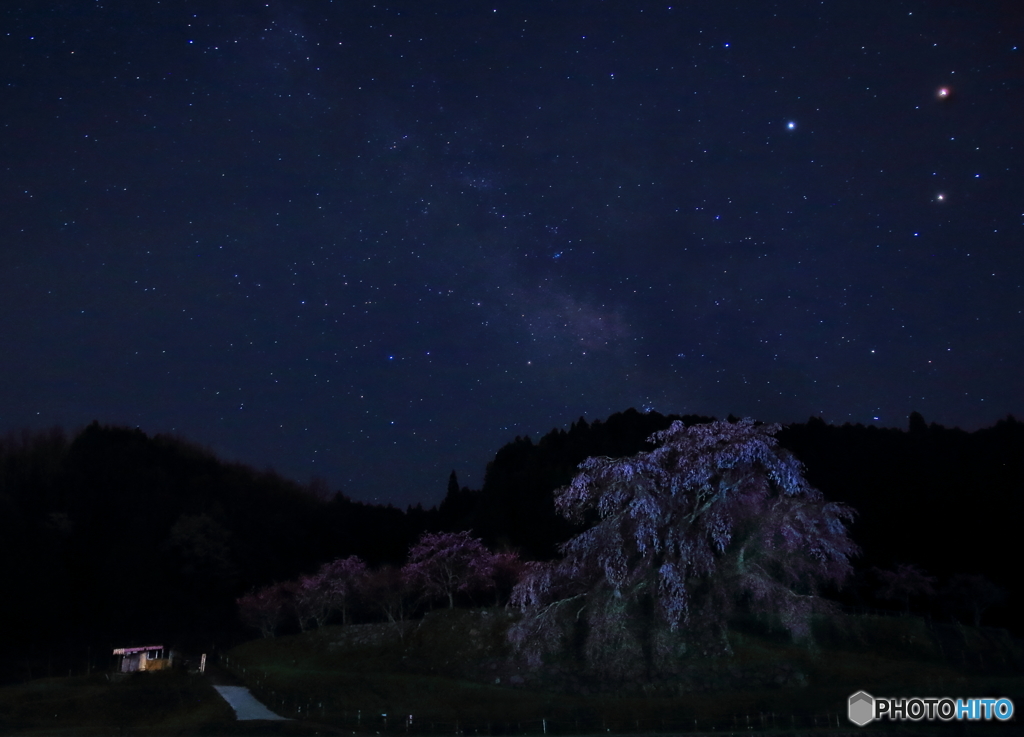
221,655,857,734
264,704,851,734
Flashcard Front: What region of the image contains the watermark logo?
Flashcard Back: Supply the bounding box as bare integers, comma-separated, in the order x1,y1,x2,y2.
848,691,874,727
848,691,1015,725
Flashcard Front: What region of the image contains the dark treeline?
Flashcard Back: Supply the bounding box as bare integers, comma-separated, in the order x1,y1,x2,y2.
438,410,718,557
0,422,422,682
0,410,1020,683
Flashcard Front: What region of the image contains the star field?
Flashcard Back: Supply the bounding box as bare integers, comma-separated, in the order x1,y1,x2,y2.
2,1,1022,506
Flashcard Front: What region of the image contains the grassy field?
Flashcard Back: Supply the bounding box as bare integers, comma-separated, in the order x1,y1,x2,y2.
221,608,1024,735
1,610,1020,735
0,669,234,735
0,668,353,735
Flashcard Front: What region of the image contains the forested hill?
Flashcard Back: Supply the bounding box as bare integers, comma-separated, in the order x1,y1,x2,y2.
0,422,423,681
777,413,1022,586
0,411,1020,684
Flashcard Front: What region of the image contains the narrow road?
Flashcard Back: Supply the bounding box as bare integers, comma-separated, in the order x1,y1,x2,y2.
212,685,291,721
204,659,290,721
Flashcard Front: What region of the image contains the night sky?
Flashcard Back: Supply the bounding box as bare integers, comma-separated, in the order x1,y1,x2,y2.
3,1,1022,507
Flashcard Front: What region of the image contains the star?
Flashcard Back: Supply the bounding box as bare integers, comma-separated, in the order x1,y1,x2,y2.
1,0,1020,512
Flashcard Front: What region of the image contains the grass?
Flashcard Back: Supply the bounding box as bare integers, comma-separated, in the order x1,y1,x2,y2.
1,610,1020,735
0,667,349,735
0,669,234,736
221,608,1024,735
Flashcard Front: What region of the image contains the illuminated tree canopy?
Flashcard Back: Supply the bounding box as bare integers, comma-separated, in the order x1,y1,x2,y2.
510,418,859,677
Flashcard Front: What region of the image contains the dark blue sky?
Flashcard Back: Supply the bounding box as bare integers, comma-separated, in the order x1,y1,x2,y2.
2,0,1022,507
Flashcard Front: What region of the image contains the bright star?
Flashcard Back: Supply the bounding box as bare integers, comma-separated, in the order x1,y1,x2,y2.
786,121,796,130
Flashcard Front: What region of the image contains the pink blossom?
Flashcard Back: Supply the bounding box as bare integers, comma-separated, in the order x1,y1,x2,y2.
403,531,496,608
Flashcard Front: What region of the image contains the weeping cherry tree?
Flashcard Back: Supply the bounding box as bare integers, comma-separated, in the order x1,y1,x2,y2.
509,418,859,678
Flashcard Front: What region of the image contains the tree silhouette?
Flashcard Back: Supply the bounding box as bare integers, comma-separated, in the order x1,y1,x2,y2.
490,551,525,606
874,564,937,614
364,564,414,632
164,513,236,584
942,573,1006,626
510,418,859,678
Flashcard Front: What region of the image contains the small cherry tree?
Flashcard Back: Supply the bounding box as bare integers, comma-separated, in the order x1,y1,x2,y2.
320,555,368,625
295,572,333,629
404,531,496,608
509,418,859,677
237,582,291,638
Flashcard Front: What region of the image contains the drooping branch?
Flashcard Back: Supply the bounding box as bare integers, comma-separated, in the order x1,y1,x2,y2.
509,418,859,676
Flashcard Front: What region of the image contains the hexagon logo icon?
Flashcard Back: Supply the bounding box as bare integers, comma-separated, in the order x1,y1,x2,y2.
848,691,874,726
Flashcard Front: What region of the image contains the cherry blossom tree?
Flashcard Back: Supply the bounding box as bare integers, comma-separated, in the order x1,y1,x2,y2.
403,531,496,608
295,572,333,630
509,418,859,677
237,582,291,638
319,555,368,625
289,555,369,630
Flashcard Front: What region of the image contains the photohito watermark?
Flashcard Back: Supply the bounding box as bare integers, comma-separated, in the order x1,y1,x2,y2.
848,691,1015,726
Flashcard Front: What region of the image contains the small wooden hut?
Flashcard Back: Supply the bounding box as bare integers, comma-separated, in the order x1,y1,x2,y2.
112,645,173,672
